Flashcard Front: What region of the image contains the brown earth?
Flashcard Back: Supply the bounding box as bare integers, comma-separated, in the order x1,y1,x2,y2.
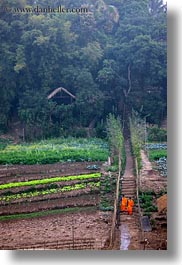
0,149,168,250
118,146,167,251
0,161,102,184
140,150,167,192
0,193,100,216
139,150,167,250
0,209,112,250
157,194,167,214
0,161,112,250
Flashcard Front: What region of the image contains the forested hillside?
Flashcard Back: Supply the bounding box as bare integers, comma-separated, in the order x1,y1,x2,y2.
0,0,167,140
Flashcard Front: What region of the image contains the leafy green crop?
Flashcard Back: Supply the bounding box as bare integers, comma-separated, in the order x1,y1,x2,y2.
0,181,100,202
149,149,167,161
0,138,109,165
0,173,101,190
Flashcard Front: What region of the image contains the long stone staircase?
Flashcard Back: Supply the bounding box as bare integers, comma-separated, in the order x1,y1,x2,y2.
119,140,143,250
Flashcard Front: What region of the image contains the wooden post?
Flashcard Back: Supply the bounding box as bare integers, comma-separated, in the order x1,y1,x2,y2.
135,157,145,248
72,217,75,249
108,156,111,166
109,151,121,248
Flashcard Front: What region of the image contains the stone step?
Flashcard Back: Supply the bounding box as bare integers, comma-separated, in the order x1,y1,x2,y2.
122,178,136,181
122,178,136,182
122,180,136,183
121,193,136,196
121,184,136,188
121,192,136,196
121,187,135,189
122,185,136,188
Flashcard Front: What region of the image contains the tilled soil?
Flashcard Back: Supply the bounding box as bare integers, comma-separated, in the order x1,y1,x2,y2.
0,161,111,250
0,161,102,184
0,193,100,216
0,210,112,250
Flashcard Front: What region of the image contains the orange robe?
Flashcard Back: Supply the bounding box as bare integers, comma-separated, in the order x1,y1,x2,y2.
127,199,134,215
120,197,128,212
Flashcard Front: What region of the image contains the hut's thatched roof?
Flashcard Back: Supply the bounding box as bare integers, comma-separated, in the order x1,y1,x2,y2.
47,87,76,100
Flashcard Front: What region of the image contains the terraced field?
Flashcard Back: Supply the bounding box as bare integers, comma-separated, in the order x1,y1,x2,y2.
0,138,112,250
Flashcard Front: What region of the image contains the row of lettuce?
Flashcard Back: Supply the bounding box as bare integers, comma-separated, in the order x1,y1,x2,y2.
0,173,101,203
0,138,109,165
0,170,118,213
0,170,118,214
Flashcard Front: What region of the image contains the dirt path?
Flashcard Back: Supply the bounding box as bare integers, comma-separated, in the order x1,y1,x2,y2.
119,143,167,250
139,150,167,250
119,140,142,250
140,150,167,192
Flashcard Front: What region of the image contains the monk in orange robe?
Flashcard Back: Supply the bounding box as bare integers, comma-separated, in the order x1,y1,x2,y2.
120,195,128,212
127,197,134,215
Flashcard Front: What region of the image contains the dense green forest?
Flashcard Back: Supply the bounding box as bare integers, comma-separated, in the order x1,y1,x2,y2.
0,0,167,140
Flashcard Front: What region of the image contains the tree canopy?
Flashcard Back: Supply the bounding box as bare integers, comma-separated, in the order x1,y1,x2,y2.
0,0,167,139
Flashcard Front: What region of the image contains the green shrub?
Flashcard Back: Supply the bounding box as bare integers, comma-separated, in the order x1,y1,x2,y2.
149,150,167,161
139,191,158,215
147,126,167,142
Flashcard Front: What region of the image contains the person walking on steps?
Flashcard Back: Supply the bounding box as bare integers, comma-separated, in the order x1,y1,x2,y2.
120,194,128,212
127,197,134,215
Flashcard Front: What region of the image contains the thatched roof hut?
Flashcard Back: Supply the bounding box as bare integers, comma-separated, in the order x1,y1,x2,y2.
47,87,76,100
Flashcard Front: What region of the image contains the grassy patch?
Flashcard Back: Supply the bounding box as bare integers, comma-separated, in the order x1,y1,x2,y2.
0,206,97,221
148,149,167,161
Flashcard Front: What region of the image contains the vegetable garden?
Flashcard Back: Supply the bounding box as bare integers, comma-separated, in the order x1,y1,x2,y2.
0,138,109,165
146,143,167,177
0,138,108,213
0,137,113,249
